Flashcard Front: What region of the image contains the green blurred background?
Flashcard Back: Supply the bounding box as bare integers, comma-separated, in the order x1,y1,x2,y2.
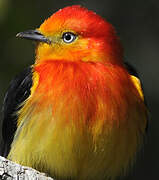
0,0,158,179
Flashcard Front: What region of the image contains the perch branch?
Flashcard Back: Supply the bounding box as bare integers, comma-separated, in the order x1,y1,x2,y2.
0,156,54,180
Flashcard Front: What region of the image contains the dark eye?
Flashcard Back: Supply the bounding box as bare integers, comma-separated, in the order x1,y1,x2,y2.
62,32,76,43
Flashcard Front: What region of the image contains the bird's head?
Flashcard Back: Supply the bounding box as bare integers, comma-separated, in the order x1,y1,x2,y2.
17,5,123,64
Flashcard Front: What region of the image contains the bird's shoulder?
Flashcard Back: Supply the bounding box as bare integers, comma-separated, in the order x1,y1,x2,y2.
124,62,143,98
124,61,149,130
0,67,33,157
124,62,146,100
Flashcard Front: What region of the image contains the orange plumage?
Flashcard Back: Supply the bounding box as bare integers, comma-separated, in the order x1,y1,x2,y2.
6,5,147,180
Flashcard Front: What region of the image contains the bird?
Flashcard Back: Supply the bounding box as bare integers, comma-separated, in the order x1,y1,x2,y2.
0,5,148,180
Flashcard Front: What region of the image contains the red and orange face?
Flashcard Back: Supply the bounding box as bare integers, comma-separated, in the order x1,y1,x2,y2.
17,5,123,64
36,5,123,63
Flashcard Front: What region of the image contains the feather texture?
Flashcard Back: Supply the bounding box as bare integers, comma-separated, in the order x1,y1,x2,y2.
8,60,147,180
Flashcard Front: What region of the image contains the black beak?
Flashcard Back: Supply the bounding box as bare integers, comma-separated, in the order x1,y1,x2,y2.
16,30,51,44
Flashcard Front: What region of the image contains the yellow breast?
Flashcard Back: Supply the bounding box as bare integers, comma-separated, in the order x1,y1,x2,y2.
8,61,147,180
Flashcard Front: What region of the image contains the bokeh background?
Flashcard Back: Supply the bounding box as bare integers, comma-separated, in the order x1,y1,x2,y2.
0,0,158,179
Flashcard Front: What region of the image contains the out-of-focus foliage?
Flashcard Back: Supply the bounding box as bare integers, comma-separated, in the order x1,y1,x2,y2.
0,0,9,24
0,0,159,180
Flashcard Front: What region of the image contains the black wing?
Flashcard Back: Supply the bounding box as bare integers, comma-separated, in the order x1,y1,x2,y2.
0,67,32,157
124,62,139,78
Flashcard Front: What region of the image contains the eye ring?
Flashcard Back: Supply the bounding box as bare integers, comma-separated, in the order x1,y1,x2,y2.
62,32,77,43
